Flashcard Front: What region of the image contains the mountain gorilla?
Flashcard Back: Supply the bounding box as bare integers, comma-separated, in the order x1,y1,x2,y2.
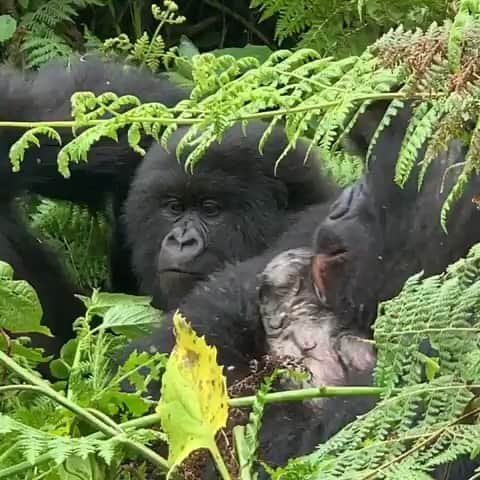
0,55,187,353
0,55,188,295
126,100,480,477
124,123,336,310
0,55,336,350
135,100,480,368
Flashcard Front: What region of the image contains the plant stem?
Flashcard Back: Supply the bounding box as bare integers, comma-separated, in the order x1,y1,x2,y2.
0,351,169,474
0,413,165,478
0,91,440,131
229,385,383,408
233,425,252,480
210,442,232,480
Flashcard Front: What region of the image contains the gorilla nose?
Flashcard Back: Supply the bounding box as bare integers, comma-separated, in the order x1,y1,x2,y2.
162,226,204,263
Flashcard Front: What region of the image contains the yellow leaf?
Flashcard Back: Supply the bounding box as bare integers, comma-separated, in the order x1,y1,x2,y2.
157,310,229,477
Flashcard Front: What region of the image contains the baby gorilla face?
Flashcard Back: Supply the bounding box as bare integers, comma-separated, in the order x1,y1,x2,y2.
257,248,375,388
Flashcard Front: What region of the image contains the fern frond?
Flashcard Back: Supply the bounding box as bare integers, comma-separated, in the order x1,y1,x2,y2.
394,102,445,187
102,2,185,73
21,1,78,29
0,414,122,467
30,199,110,289
440,111,480,231
21,33,73,69
10,127,62,173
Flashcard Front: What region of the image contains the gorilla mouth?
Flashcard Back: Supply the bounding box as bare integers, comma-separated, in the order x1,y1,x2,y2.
159,269,205,279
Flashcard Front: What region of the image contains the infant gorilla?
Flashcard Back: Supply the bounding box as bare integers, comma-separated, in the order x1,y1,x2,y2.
255,249,477,480
255,248,377,468
258,247,375,390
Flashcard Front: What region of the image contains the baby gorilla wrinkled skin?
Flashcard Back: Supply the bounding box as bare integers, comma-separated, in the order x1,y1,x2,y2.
254,248,377,471
258,248,376,391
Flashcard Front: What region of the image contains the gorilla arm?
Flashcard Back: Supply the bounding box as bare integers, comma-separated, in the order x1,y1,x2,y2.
0,55,187,203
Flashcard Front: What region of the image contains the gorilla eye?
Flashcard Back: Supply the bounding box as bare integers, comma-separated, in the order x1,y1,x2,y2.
165,198,183,215
202,200,221,217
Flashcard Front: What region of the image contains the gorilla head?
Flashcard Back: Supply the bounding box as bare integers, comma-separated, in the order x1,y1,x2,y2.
255,248,376,468
125,122,336,310
258,247,375,389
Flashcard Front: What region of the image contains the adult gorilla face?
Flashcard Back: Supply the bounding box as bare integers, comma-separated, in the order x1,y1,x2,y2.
125,122,334,310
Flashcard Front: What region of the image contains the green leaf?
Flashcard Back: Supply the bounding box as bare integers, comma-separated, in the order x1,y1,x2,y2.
0,262,50,335
117,349,167,393
101,303,163,338
416,352,440,381
97,390,151,417
50,338,78,379
56,454,106,479
0,336,50,364
211,44,272,63
0,15,17,43
80,290,152,317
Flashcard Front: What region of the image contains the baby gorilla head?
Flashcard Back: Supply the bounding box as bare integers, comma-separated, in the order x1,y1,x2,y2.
257,248,375,388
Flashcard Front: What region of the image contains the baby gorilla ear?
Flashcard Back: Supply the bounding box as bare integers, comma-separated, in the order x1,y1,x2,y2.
311,248,348,304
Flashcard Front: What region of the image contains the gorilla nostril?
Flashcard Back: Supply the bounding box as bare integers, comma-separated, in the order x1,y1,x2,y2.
180,235,198,249
160,224,205,266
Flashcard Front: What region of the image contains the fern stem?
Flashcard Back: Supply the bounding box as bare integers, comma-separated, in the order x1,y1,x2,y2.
229,385,383,408
0,383,382,477
0,117,199,129
210,441,232,480
0,91,440,133
0,351,169,474
233,425,253,480
86,407,124,433
360,406,480,480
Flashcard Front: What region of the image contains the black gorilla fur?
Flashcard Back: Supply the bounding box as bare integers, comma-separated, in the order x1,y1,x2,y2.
0,55,186,351
1,56,478,476
139,101,480,369
125,123,336,310
127,101,480,478
0,55,335,349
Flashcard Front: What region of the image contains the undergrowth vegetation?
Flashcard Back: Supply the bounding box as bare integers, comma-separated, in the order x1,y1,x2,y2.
1,0,480,479
1,239,480,478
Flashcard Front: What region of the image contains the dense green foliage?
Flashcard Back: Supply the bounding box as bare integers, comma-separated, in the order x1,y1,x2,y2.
13,4,480,228
252,0,454,56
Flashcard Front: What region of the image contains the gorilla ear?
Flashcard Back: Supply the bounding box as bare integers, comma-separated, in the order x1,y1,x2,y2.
344,100,391,157
311,250,347,303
